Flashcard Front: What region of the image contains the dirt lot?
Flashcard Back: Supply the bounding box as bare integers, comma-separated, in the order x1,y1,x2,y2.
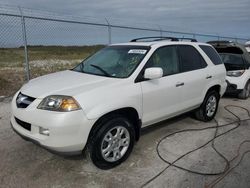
0,97,250,188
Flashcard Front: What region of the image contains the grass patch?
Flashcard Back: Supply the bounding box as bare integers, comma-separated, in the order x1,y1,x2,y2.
0,69,25,96
0,77,9,89
0,45,105,67
0,45,104,96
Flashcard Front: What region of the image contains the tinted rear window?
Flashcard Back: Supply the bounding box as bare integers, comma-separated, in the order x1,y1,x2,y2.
199,45,223,65
220,53,245,65
178,45,207,72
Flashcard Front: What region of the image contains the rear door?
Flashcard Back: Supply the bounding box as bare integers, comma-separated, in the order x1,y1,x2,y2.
177,45,210,109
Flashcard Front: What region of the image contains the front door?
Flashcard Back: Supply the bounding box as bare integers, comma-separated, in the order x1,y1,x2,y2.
140,45,184,126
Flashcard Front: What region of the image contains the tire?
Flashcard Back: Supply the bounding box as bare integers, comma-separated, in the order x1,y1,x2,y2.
88,115,135,169
194,90,220,122
238,81,250,99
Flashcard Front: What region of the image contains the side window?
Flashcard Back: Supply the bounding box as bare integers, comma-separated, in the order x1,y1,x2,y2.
199,45,223,65
178,45,207,72
145,46,179,76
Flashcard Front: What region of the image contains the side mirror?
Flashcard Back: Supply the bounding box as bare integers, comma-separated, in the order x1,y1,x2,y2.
144,67,163,80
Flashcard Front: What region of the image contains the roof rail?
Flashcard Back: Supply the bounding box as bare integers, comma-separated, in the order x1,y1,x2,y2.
207,40,233,44
130,36,198,42
130,36,179,42
179,38,197,42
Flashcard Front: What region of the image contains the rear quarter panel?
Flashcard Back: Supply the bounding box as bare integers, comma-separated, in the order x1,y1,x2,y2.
195,44,227,98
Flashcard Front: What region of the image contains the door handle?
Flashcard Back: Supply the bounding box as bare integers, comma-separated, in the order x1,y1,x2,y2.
176,82,184,87
206,75,212,79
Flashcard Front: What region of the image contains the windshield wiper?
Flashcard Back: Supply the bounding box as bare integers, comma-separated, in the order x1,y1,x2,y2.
90,64,112,77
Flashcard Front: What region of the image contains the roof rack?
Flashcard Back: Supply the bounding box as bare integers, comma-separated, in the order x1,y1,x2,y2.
130,36,179,42
130,36,197,42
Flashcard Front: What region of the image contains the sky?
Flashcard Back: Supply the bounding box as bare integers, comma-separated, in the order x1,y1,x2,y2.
0,0,250,46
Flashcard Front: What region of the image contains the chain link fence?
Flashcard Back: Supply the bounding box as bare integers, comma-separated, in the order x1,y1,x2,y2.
0,4,249,96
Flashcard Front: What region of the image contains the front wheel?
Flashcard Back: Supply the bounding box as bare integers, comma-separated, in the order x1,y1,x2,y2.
194,90,220,122
88,116,135,169
238,81,250,99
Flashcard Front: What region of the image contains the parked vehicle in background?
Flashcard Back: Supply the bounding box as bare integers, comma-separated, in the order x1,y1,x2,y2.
11,37,226,169
246,41,250,54
208,41,250,99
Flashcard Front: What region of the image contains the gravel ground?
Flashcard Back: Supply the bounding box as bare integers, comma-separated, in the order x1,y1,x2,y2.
0,97,250,188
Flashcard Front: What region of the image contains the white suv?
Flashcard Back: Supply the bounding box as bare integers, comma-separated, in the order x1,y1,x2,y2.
209,41,250,99
11,37,227,169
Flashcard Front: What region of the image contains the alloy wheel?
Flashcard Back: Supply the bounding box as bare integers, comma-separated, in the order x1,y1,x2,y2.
101,126,130,162
206,95,217,117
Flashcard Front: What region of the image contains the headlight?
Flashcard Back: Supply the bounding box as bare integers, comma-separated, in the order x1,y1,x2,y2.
226,70,245,77
37,95,81,112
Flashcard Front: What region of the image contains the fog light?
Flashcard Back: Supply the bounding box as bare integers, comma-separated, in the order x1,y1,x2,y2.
39,127,50,136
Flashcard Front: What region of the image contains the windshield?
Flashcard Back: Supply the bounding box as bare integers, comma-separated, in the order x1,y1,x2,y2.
73,45,150,78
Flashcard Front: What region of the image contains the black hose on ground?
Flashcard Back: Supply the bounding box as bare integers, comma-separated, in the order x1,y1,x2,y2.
141,105,250,188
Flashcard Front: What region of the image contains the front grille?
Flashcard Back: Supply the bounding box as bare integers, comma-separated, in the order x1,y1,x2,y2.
16,92,36,108
15,117,31,131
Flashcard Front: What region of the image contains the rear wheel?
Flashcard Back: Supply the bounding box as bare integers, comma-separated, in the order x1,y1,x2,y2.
194,90,220,122
88,115,135,169
238,81,250,99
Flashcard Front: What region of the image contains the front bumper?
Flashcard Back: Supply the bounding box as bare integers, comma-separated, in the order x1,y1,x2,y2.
226,72,249,90
10,121,82,156
225,80,243,94
11,93,96,155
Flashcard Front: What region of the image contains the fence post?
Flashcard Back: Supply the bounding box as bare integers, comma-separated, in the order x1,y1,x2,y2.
157,25,162,37
18,6,30,81
105,18,111,44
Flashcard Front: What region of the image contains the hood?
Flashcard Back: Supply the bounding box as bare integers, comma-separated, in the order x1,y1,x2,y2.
21,70,120,98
